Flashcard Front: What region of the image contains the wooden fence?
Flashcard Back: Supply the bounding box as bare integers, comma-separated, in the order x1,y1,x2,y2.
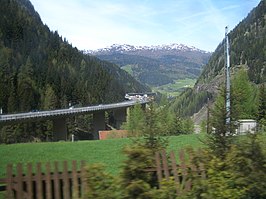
1,160,87,199
0,149,206,198
154,149,206,195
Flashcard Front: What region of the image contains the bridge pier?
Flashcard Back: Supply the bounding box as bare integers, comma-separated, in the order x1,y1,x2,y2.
113,108,127,129
93,111,105,140
53,118,67,141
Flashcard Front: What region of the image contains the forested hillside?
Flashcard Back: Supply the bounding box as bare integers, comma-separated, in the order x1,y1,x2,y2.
0,0,149,114
91,44,211,86
171,0,265,118
0,0,150,143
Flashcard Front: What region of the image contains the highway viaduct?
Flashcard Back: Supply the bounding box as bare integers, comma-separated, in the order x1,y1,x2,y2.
0,100,148,141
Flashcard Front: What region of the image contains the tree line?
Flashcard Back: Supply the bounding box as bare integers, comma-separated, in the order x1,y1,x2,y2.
82,69,266,199
0,0,149,143
172,0,266,117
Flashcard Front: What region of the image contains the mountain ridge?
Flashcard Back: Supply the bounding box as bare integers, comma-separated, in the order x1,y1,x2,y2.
87,43,210,55
0,0,150,113
89,43,211,87
170,0,265,122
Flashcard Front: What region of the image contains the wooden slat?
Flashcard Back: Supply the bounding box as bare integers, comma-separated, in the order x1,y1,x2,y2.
170,151,179,185
81,160,87,198
26,163,33,199
45,163,52,199
15,171,80,181
63,161,70,199
72,161,79,199
185,153,196,192
54,162,61,199
16,163,23,199
179,149,187,192
189,155,197,174
179,150,187,177
185,154,191,192
6,164,14,199
185,179,192,192
0,178,7,183
3,169,83,183
161,150,170,180
199,163,206,179
170,151,180,195
3,160,87,199
36,163,43,199
155,152,162,187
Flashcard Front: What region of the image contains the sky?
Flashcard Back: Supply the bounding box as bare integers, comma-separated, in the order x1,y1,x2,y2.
30,0,261,52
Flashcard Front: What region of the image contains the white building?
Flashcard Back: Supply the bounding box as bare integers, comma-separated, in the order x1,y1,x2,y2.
237,119,257,134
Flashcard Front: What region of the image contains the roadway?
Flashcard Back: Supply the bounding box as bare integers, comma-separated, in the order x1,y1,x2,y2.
0,99,148,124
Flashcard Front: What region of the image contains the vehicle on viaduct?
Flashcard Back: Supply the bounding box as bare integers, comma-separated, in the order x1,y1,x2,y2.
0,94,152,141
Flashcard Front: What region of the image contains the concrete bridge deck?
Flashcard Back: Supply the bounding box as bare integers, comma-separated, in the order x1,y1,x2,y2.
0,100,147,124
0,99,149,141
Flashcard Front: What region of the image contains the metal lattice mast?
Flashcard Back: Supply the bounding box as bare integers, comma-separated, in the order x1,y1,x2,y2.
225,26,231,132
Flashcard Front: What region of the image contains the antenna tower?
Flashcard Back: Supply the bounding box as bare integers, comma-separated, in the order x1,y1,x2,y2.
225,26,231,133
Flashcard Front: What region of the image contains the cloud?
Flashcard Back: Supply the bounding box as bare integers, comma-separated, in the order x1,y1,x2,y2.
30,0,260,51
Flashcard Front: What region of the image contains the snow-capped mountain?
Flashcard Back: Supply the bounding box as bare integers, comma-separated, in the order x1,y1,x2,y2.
88,43,211,87
88,43,209,55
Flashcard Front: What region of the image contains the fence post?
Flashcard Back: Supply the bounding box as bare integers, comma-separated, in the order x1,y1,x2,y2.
45,162,52,199
6,164,14,199
170,151,180,195
200,163,206,179
53,162,60,199
27,163,33,199
170,151,179,184
161,150,170,180
36,163,43,199
185,152,196,191
16,163,23,199
81,160,87,198
63,161,70,199
155,152,162,187
72,161,79,199
179,149,187,193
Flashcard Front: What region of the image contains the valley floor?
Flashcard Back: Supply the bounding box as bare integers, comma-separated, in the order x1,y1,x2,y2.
152,78,196,97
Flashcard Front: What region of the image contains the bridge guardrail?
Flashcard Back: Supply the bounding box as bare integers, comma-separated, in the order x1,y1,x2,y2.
0,99,148,123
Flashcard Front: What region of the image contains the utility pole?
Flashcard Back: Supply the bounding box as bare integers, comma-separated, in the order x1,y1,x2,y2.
225,26,231,134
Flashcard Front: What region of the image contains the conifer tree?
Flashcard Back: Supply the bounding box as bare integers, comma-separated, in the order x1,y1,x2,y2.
7,78,17,113
209,86,234,158
43,84,57,110
122,103,145,137
17,57,38,111
231,69,257,120
208,69,258,157
257,83,266,127
142,103,168,151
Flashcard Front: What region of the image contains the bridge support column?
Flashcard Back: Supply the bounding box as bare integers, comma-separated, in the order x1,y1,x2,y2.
113,108,127,129
93,111,105,140
53,118,67,141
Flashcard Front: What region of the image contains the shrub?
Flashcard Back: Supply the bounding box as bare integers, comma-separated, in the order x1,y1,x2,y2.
184,133,266,199
120,145,155,187
84,164,122,199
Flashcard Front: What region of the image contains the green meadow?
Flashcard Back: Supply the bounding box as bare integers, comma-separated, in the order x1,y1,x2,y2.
152,78,196,97
0,134,204,178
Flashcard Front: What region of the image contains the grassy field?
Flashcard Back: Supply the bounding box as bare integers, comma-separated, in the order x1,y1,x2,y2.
0,134,204,199
0,134,204,178
152,78,196,97
121,65,134,76
1,133,265,198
